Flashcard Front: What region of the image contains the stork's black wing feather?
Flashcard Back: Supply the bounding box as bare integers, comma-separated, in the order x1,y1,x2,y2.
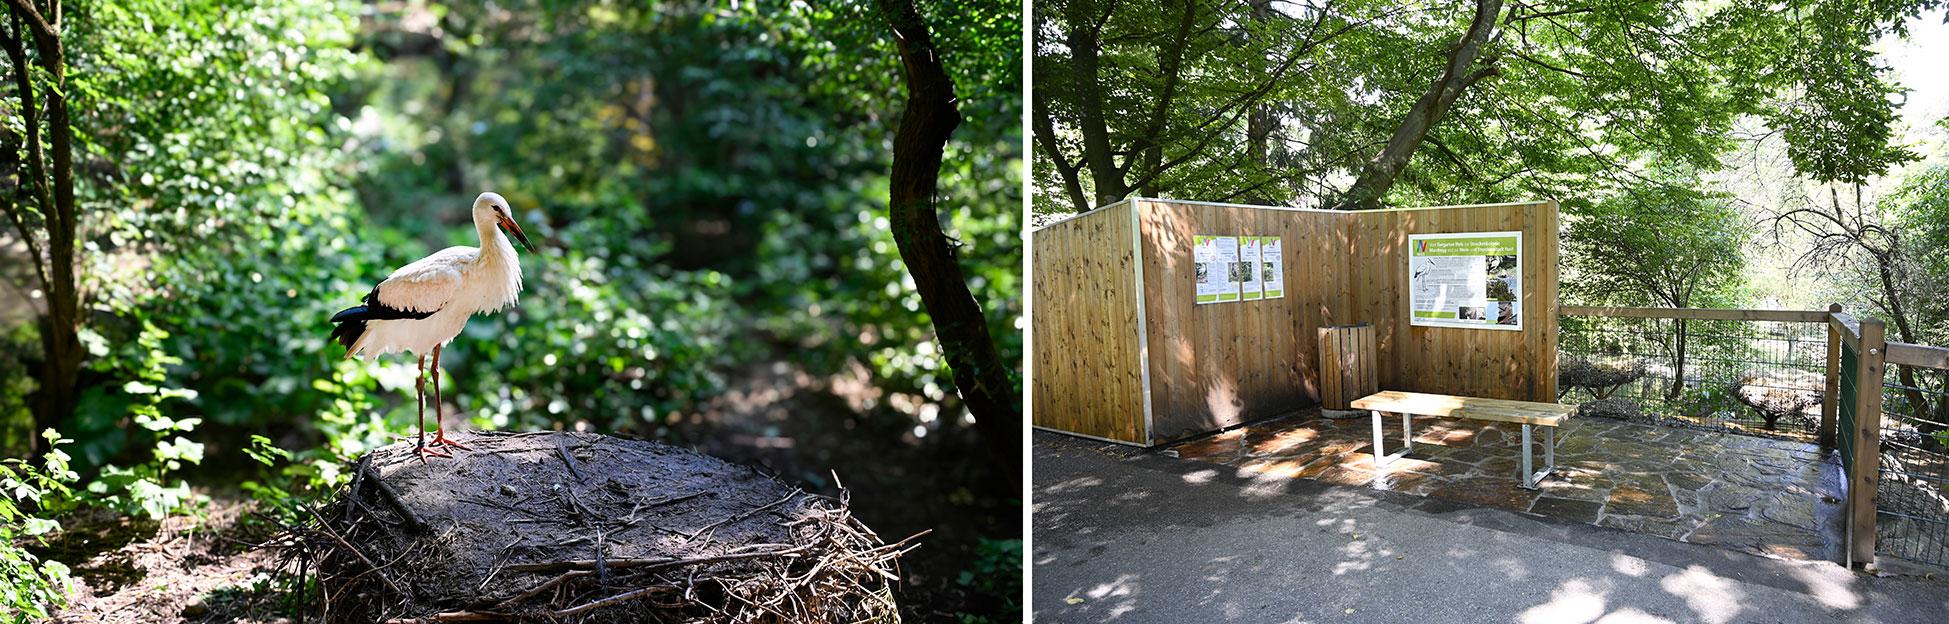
328,286,437,352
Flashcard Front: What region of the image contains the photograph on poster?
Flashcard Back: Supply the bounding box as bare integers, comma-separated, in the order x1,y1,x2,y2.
1194,235,1242,304
1261,237,1284,299
1240,237,1263,300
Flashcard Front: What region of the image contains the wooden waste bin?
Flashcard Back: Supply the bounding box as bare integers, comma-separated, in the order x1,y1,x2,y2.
1319,323,1377,410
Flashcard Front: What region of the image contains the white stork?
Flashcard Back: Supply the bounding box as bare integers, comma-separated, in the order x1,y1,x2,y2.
329,192,537,460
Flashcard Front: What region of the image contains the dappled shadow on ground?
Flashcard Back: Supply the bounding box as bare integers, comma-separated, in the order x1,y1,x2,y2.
44,497,289,624
1032,431,1949,624
1172,407,1844,563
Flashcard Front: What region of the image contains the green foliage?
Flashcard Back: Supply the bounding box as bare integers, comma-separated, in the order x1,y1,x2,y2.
1563,183,1749,308
1889,165,1949,343
954,537,1022,623
1713,0,1927,186
339,0,1021,436
0,430,79,622
1033,0,1933,213
0,328,36,460
1678,383,1744,420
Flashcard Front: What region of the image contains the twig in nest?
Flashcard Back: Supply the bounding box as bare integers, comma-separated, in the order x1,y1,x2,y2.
686,488,802,540
639,490,707,509
475,535,523,594
381,610,510,623
362,460,428,533
307,507,406,597
554,584,683,618
505,545,810,573
343,454,373,525
554,436,585,481
486,569,591,609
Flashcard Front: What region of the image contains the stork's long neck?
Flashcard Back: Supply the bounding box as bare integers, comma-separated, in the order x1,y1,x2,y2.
471,210,525,312
474,213,519,269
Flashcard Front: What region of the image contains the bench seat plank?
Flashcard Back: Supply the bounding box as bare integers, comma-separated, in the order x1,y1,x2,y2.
1351,391,1571,427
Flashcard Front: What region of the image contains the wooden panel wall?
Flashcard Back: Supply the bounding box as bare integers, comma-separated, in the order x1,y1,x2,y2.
1030,203,1148,444
1345,201,1560,401
1135,200,1350,444
1034,198,1560,447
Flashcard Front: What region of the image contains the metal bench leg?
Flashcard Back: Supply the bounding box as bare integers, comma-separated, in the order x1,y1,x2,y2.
1545,426,1555,468
1372,410,1411,467
1521,424,1557,490
1522,424,1533,488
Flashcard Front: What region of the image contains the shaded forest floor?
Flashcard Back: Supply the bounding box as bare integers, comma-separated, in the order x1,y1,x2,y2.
43,498,289,623
680,361,1019,621
44,361,1016,622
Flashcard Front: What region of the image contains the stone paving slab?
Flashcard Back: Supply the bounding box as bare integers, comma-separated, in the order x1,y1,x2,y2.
1169,407,1847,563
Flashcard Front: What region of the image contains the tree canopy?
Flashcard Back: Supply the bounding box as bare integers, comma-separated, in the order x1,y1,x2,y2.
1033,0,1936,214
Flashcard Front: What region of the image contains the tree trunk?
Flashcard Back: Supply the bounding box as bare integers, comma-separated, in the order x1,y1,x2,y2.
876,0,1021,491
1244,0,1273,173
1872,247,1940,443
1668,318,1687,402
1062,0,1128,207
4,2,83,455
1332,0,1501,211
1033,89,1091,213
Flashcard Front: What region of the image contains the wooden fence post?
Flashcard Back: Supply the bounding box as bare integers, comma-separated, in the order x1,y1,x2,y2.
1821,304,1841,450
1850,318,1886,569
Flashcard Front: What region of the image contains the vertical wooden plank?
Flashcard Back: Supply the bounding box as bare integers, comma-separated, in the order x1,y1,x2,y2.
1138,200,1348,443
1029,202,1147,444
1851,318,1886,568
1319,327,1340,408
1536,201,1561,399
1131,200,1154,443
1360,323,1376,398
1822,304,1843,450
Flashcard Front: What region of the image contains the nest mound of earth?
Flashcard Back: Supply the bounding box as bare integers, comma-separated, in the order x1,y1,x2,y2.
289,431,903,623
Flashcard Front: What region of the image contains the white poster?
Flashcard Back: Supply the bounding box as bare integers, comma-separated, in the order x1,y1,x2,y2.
1260,237,1283,299
1239,237,1263,301
1408,231,1521,330
1193,235,1241,304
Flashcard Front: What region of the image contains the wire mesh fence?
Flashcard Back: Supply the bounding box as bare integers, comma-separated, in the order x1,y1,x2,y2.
1557,311,1949,569
1875,364,1949,567
1558,314,1828,439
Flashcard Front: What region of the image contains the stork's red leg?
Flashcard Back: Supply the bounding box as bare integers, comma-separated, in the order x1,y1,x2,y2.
414,353,449,462
428,344,471,451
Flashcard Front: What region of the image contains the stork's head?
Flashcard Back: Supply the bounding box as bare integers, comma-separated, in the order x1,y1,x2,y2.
474,192,537,253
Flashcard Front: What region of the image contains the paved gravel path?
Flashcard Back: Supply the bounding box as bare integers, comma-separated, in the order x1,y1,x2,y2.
1033,431,1949,623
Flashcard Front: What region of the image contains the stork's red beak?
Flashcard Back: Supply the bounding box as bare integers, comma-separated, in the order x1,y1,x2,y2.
499,215,537,253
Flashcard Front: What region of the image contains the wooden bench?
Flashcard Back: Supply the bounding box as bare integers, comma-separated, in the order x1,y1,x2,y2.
1350,391,1574,489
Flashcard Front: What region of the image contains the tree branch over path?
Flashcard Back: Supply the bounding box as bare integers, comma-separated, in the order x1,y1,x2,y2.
875,0,1021,487
1332,0,1502,210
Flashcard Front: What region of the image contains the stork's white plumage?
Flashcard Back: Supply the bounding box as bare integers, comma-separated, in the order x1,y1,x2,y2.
329,192,537,459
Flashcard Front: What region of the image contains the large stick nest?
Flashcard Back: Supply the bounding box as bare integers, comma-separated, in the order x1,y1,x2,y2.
1558,356,1646,398
1733,369,1823,429
273,431,912,623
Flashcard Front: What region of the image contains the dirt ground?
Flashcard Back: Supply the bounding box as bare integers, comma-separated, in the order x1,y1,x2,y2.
42,497,290,624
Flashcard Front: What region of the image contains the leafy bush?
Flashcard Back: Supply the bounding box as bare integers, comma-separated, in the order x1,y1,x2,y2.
0,430,79,621
1678,383,1744,419
955,537,1022,624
